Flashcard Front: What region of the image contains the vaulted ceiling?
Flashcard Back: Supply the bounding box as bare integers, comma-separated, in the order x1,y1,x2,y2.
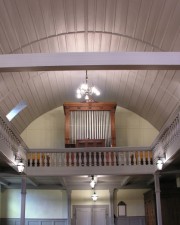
0,0,179,135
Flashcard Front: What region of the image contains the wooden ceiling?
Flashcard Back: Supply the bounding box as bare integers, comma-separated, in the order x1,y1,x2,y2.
0,0,179,134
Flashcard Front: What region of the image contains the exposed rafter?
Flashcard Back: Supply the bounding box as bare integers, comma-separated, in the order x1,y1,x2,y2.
0,52,180,72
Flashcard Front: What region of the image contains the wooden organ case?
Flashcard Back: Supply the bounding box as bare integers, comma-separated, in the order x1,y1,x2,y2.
63,102,117,147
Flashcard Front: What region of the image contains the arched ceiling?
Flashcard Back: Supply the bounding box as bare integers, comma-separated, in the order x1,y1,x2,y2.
0,0,179,134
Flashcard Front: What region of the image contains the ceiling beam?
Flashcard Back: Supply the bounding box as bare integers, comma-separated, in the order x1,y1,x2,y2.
0,52,180,72
0,177,10,187
27,177,39,187
120,176,131,187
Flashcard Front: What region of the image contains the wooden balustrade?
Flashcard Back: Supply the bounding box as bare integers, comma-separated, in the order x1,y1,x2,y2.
27,149,153,168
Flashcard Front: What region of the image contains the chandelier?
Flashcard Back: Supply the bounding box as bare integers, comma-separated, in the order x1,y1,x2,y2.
90,175,97,189
76,71,100,101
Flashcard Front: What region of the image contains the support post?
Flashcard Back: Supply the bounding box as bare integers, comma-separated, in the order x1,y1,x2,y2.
67,190,72,225
20,176,26,225
154,174,162,225
0,185,1,220
109,189,115,225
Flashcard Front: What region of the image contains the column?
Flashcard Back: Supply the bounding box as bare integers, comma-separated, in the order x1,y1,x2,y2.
20,177,26,225
109,189,115,225
0,185,1,220
67,190,72,225
113,189,118,217
154,174,162,225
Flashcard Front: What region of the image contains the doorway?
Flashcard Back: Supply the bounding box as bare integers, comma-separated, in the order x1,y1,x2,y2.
73,205,109,225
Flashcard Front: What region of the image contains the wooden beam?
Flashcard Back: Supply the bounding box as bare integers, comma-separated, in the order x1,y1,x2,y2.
0,52,180,72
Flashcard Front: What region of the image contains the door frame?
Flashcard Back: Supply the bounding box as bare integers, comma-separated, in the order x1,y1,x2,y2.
72,205,109,225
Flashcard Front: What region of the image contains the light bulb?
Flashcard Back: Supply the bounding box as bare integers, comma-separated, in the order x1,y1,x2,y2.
17,161,25,173
91,192,98,201
85,94,89,100
156,158,163,170
90,179,96,188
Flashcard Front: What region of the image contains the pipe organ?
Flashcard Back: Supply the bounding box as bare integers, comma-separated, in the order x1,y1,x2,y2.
63,102,117,147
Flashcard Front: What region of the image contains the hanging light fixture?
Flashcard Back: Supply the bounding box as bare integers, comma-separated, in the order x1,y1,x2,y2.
90,175,96,189
76,71,100,102
91,190,98,201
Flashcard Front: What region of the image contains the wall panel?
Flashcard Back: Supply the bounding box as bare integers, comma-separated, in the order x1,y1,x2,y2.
0,219,67,225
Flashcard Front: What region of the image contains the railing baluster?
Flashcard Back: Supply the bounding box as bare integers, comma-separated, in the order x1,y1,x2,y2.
79,152,82,166
104,152,107,166
48,153,51,167
129,152,131,166
84,152,87,166
94,151,97,166
89,152,92,166
147,151,150,165
69,152,72,167
118,152,121,165
143,151,146,165
44,153,47,167
33,153,36,167
109,152,111,166
62,153,65,167
74,152,76,167
29,153,32,167
123,152,126,165
38,153,41,166
138,151,141,165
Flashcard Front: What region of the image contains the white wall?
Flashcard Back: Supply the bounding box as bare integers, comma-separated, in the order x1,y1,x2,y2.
71,190,110,206
1,189,67,219
21,106,158,148
115,107,158,147
116,189,149,217
21,107,65,148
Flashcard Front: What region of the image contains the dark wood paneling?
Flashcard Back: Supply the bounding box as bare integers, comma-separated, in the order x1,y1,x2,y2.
144,191,157,225
144,189,180,225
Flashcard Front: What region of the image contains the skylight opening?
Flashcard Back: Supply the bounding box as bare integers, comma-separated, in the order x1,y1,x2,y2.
6,100,27,121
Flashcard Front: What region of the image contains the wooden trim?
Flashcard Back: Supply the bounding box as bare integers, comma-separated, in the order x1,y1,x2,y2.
63,102,117,113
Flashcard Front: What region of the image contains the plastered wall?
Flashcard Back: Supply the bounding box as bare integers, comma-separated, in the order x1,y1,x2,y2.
116,189,150,217
71,190,110,206
21,106,158,148
1,189,67,219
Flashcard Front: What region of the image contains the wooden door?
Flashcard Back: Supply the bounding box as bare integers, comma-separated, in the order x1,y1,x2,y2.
92,207,107,225
74,205,108,225
75,207,92,225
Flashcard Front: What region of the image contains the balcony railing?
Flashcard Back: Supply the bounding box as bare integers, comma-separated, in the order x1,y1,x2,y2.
27,148,153,168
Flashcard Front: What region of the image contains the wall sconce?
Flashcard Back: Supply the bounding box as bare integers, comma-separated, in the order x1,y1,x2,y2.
17,160,25,173
91,190,98,201
15,153,25,173
156,158,163,170
118,201,126,216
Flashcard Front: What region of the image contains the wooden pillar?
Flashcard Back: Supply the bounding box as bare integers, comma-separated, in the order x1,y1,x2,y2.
109,188,115,225
111,109,116,147
20,177,26,225
67,190,72,225
154,174,162,225
65,109,70,144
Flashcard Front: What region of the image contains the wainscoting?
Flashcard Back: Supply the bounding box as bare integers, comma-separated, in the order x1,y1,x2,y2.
0,218,68,225
115,216,145,225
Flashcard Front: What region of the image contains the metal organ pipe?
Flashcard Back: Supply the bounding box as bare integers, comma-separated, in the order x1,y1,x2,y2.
70,111,111,146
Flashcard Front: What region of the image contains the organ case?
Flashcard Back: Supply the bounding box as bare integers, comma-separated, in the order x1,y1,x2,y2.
63,102,117,147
